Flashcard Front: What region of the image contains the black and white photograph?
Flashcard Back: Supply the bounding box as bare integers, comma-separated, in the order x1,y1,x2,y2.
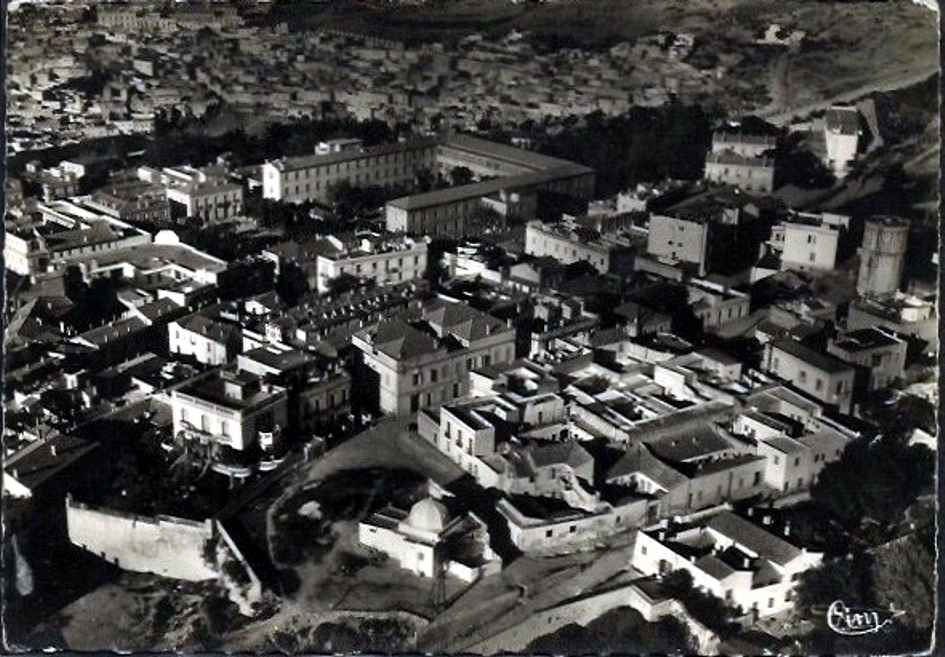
1,0,940,654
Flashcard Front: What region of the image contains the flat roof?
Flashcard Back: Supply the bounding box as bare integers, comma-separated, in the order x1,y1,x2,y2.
387,163,592,212
441,133,575,172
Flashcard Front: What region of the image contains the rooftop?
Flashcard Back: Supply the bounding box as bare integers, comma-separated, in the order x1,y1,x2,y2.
271,137,439,173
5,434,98,492
705,150,775,168
770,338,853,375
830,327,900,352
175,369,286,412
824,106,861,135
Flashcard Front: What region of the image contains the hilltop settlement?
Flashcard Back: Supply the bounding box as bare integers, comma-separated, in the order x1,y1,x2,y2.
3,1,938,655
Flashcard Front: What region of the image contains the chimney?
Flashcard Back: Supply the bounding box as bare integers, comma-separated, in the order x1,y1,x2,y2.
763,514,773,526
658,530,666,541
50,444,57,457
742,557,751,569
747,507,754,517
784,523,791,537
689,555,696,563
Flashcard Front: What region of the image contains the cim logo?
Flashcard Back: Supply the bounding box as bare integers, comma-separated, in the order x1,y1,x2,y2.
826,600,905,636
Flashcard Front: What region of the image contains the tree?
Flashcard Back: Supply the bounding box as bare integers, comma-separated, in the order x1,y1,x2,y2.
795,554,874,614
809,438,934,531
871,525,935,633
449,165,474,186
414,166,435,192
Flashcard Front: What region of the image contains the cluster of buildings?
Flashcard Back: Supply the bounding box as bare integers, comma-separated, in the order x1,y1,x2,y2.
3,46,935,635
8,0,776,156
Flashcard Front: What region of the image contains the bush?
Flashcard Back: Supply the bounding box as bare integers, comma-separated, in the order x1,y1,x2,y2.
661,570,740,637
221,557,251,586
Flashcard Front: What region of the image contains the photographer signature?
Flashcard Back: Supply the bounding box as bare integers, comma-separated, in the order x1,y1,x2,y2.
826,600,905,636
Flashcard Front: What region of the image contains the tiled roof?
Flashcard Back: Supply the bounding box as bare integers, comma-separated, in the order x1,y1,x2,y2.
647,425,733,463
770,338,852,375
528,441,593,470
706,511,802,566
607,445,688,490
5,434,98,492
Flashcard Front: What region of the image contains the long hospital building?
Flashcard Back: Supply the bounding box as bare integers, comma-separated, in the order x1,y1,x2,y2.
261,134,595,238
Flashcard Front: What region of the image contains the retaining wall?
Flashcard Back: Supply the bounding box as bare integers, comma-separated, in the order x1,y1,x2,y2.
469,581,720,655
65,495,217,581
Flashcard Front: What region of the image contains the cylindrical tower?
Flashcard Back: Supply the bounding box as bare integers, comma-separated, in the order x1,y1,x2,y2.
857,216,909,297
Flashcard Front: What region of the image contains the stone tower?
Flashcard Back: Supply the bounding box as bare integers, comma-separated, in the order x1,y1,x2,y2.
857,216,909,297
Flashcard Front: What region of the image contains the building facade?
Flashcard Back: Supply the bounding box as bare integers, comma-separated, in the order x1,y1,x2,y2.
631,511,823,620
262,139,439,205
352,301,516,415
763,339,855,414
646,213,711,276
704,152,775,193
170,369,288,452
315,235,428,293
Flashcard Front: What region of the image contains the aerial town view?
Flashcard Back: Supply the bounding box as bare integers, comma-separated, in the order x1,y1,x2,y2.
1,0,939,654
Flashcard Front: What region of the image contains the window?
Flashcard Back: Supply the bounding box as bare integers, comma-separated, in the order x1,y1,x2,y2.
815,378,823,391
753,471,761,485
773,455,780,465
809,252,816,263
430,369,438,383
413,372,421,386
569,525,576,534
794,457,801,466
545,529,553,538
799,370,807,383
768,598,775,608
836,381,844,394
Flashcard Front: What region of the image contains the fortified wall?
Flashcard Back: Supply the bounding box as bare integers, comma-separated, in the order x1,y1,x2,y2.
65,495,217,581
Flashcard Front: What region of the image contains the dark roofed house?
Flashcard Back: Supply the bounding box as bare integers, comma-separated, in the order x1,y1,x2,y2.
3,434,100,533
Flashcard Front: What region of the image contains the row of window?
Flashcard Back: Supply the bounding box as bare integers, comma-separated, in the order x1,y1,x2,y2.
285,151,432,181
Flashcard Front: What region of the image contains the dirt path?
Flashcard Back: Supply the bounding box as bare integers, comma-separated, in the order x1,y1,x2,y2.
762,65,939,126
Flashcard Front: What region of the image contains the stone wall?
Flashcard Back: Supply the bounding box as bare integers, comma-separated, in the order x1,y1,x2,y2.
65,496,216,581
468,580,720,655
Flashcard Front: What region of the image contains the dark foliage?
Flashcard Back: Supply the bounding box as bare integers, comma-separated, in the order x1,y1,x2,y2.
525,606,694,654
661,570,740,637
532,105,717,197
809,437,934,529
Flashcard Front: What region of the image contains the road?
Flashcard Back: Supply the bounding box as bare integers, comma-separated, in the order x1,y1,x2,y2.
761,65,939,126
418,533,639,653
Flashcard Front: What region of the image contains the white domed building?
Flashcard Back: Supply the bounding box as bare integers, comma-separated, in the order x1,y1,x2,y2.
358,493,500,582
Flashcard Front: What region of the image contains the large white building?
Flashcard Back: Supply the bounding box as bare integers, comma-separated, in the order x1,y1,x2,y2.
631,510,823,620
4,200,151,276
524,220,620,273
766,212,848,272
646,213,712,276
138,165,243,222
170,369,288,453
315,233,428,293
763,339,856,414
358,496,501,582
262,139,439,204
